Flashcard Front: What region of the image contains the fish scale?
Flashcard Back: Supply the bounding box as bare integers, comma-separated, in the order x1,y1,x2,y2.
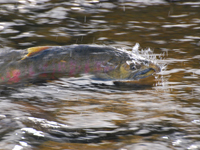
0,45,161,85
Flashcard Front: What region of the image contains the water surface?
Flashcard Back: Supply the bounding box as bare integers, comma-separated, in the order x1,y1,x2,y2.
0,0,200,150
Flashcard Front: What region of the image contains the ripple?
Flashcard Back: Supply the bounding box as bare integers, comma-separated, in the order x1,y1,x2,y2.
0,26,4,31
162,24,196,28
37,7,68,19
121,142,172,150
185,36,200,40
58,112,126,128
21,127,45,137
0,0,200,149
181,2,200,6
169,14,188,18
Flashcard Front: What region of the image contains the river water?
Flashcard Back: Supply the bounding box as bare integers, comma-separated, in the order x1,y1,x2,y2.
0,0,200,150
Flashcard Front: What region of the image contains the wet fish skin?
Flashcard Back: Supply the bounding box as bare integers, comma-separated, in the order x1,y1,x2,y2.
0,45,160,84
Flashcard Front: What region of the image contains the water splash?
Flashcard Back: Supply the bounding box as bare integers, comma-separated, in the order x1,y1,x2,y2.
123,43,168,90
122,43,166,73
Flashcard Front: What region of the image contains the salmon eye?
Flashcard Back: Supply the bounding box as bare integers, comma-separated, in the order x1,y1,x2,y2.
130,64,136,70
131,66,136,70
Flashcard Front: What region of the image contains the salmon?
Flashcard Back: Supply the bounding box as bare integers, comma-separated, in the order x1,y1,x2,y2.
0,45,161,84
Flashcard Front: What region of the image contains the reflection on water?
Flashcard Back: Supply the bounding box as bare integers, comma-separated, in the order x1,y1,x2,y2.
1,0,200,149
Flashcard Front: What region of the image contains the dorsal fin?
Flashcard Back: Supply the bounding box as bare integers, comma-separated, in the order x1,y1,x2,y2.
21,46,50,60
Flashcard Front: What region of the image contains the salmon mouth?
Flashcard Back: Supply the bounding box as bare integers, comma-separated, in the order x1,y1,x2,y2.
129,62,161,80
130,68,155,80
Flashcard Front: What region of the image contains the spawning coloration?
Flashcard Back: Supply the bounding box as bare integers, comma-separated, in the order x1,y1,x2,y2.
0,45,161,84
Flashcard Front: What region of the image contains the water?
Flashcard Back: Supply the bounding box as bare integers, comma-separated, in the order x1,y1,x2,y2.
0,0,200,149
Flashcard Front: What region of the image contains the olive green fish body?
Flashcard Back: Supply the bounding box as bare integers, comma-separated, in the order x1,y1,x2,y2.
0,45,160,84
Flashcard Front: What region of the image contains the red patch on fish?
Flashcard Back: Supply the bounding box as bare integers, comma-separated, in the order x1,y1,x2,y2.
7,69,21,83
84,62,90,73
69,61,76,75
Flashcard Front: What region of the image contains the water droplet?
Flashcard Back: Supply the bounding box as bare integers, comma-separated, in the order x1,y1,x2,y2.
188,145,198,150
